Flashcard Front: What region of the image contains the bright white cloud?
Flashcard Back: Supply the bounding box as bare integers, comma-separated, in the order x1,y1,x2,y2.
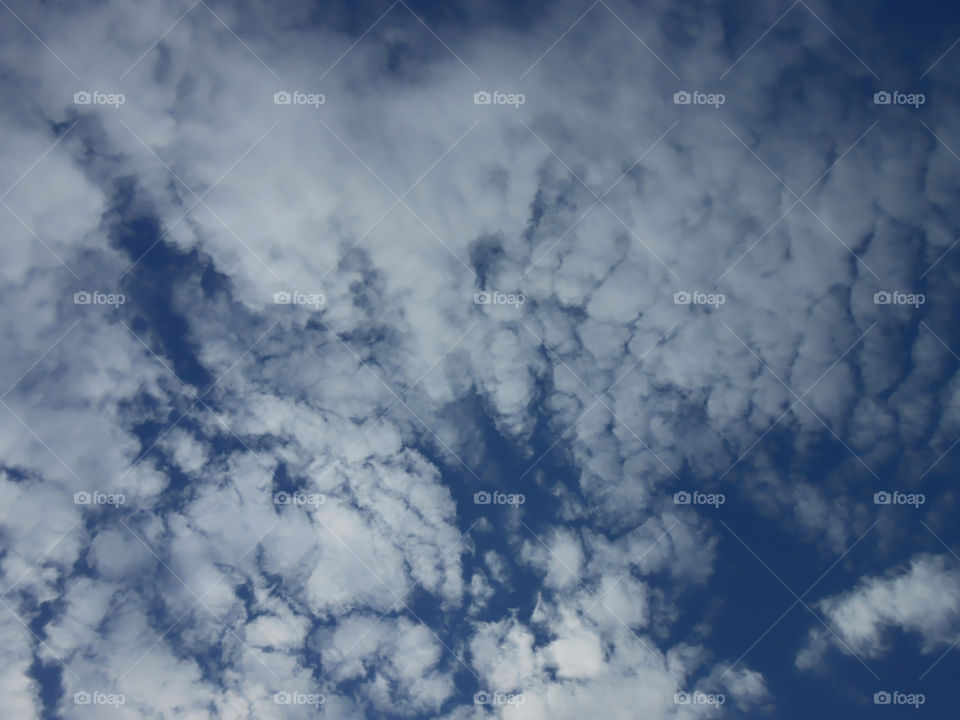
797,553,960,669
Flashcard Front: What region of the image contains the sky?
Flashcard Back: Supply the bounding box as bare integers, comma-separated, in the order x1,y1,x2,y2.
1,0,960,717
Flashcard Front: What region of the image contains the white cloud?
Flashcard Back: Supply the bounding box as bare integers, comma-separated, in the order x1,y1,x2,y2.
797,553,960,668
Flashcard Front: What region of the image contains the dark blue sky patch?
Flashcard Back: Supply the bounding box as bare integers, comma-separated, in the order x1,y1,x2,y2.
105,179,214,390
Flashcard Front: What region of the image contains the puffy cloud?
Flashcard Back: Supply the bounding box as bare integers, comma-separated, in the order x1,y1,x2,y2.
314,614,455,715
797,553,960,668
470,616,539,691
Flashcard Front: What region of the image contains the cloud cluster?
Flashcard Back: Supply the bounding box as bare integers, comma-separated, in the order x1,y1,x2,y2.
0,0,959,717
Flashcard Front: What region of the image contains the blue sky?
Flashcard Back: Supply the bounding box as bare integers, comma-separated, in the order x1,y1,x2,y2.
1,0,960,717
